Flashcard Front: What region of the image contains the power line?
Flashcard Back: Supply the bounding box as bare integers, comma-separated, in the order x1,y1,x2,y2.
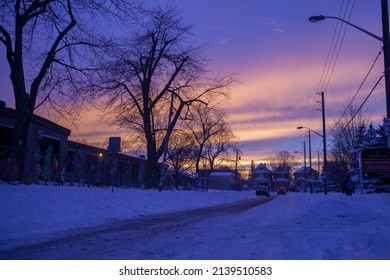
342,75,384,131
306,0,356,161
329,50,383,136
327,74,384,147
323,0,356,92
307,0,356,130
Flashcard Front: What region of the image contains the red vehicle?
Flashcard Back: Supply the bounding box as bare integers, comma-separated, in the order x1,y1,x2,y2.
277,187,287,195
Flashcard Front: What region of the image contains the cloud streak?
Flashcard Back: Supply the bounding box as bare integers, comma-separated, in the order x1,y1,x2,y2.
258,18,284,34
2,0,385,166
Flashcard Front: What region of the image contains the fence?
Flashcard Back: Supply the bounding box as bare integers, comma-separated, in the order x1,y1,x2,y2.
0,145,145,188
0,144,206,191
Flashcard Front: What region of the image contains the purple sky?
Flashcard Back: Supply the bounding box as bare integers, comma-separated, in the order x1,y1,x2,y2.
0,0,386,167
155,0,386,166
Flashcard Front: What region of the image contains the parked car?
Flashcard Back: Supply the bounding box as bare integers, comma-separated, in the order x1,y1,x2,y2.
256,186,270,197
277,187,287,195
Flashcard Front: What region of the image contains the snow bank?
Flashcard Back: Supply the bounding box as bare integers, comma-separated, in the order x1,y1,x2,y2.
0,183,253,248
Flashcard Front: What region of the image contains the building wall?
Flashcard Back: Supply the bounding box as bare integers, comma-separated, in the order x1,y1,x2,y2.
0,107,70,183
0,107,146,186
208,172,236,190
66,141,145,188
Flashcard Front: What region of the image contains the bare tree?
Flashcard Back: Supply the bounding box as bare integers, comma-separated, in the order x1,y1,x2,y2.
330,106,367,167
183,101,236,174
268,150,295,173
203,125,237,171
0,0,140,178
91,6,235,186
166,129,196,184
167,103,237,175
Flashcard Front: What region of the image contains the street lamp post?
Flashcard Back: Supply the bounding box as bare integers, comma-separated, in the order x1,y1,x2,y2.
297,126,324,193
294,146,307,192
297,128,311,192
309,0,390,146
308,15,383,41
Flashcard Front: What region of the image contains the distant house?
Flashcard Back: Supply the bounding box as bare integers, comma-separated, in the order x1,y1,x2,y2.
273,165,290,190
208,171,236,190
196,167,240,191
294,166,320,192
253,163,272,188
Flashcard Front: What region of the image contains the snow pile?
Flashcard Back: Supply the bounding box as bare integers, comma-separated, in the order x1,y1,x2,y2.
0,183,254,248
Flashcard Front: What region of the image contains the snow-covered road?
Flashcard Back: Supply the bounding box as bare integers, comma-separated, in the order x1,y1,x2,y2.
1,184,389,260
1,197,274,259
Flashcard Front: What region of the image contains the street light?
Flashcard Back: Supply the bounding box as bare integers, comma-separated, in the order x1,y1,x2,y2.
297,126,323,138
297,127,311,192
297,126,324,193
294,148,307,192
308,15,383,42
309,0,390,142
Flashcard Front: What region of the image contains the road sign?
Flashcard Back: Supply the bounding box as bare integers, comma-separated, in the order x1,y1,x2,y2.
385,118,390,137
361,148,390,179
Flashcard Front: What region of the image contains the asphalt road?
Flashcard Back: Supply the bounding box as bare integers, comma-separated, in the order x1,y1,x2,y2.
0,196,274,260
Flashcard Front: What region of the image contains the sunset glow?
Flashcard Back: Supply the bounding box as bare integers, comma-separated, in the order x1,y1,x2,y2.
0,0,386,166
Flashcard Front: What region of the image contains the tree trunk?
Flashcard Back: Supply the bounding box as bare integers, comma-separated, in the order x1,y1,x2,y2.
143,102,159,188
10,109,33,182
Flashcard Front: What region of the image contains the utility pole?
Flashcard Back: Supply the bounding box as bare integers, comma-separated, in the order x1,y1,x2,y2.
251,160,255,188
307,130,312,192
234,148,240,190
303,141,307,192
382,0,390,118
382,0,390,147
321,91,328,195
318,151,320,176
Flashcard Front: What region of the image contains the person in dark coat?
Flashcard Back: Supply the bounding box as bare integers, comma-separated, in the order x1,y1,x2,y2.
343,176,355,196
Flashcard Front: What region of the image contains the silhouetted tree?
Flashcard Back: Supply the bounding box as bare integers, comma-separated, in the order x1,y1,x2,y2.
203,126,237,171
166,129,196,184
0,0,141,178
183,101,236,174
329,106,367,182
268,150,296,179
91,6,235,186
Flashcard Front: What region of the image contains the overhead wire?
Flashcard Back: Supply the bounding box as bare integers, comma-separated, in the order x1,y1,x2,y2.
302,0,383,169
326,74,384,148
307,0,346,126
323,0,356,92
307,0,354,130
342,75,384,130
328,50,383,137
304,0,355,166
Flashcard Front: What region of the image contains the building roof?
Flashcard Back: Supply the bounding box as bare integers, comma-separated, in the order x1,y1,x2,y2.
67,140,146,162
294,166,319,174
209,172,234,177
274,165,289,174
254,163,271,173
0,106,71,136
